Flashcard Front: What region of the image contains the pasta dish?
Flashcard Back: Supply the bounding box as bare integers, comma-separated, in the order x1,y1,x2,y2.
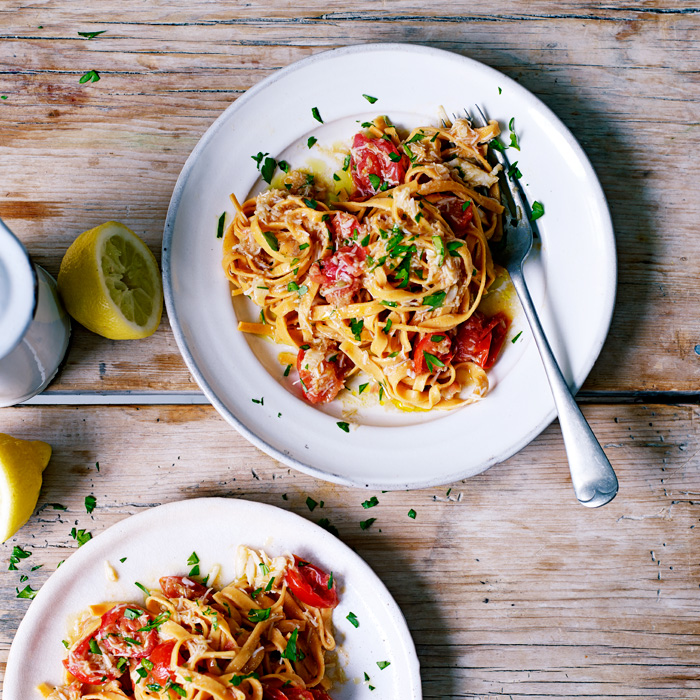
42,547,338,700
222,111,510,411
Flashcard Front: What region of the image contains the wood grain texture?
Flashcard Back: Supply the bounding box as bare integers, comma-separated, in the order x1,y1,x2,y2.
0,403,698,699
1,1,699,393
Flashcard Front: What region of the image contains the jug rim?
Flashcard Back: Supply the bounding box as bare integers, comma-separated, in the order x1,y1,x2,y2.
0,219,37,360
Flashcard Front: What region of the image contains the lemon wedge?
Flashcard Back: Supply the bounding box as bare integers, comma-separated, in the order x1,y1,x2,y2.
0,433,52,542
58,221,163,339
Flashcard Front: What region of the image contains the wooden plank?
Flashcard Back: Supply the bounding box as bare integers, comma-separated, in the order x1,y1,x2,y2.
1,3,699,394
0,403,698,698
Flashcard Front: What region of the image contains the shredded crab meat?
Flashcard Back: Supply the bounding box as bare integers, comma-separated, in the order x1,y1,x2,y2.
235,545,292,591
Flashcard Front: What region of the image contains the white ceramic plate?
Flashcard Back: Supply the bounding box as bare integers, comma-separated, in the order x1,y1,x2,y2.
5,498,420,698
163,43,616,490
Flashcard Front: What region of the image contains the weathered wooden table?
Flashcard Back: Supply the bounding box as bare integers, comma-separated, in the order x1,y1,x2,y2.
1,2,699,698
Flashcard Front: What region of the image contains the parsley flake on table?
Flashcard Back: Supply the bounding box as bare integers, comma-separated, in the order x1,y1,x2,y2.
317,517,340,537
408,508,417,519
346,611,360,628
362,496,379,509
16,585,37,599
360,517,376,530
84,495,96,514
306,496,319,512
79,69,100,84
8,545,31,571
78,30,107,39
70,528,92,547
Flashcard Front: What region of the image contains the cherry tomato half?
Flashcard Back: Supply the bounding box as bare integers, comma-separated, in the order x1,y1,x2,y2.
413,333,454,375
159,575,209,601
454,312,510,369
328,212,364,247
145,640,181,685
350,133,408,199
308,244,366,307
263,687,325,700
64,634,120,684
97,603,158,659
285,555,338,609
435,196,474,234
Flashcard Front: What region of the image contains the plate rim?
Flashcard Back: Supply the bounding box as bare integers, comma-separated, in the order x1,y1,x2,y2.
5,496,422,698
162,42,617,490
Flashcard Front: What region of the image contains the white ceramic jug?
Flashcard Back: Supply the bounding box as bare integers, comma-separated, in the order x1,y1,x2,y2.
0,219,71,406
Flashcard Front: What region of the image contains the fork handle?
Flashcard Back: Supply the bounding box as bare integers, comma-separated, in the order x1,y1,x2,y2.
508,265,618,507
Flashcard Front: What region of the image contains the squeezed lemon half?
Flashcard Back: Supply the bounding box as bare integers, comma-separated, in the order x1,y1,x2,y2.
58,221,163,339
0,433,52,542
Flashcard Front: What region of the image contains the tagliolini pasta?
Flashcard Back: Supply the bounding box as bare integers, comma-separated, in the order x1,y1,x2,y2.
223,111,511,411
41,548,338,700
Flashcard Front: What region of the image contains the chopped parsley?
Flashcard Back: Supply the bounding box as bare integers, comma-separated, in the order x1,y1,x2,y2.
507,162,522,180
89,638,102,654
8,545,31,570
262,231,279,251
248,608,271,622
306,496,319,512
498,86,502,94
48,502,68,510
380,300,397,307
278,160,290,173
508,117,520,150
280,628,305,661
327,572,334,590
388,151,401,163
78,30,107,39
260,157,277,184
337,421,350,433
423,351,445,373
383,318,392,334
350,318,364,341
303,197,318,210
362,496,379,509
343,154,351,171
230,672,260,686
79,69,100,84
311,106,323,123
16,585,37,599
423,291,446,309
307,135,318,148
124,607,142,620
406,132,425,143
84,495,96,514
346,611,360,628
530,201,545,221
490,139,506,153
368,173,382,190
512,330,523,343
317,517,340,536
358,383,369,394
216,212,226,238
377,660,391,670
433,236,445,266
362,94,378,104
447,241,464,257
251,151,268,168
360,518,376,530
137,610,171,632
134,581,150,596
408,508,417,519
70,528,92,547
431,335,446,342
283,364,292,377
168,683,187,697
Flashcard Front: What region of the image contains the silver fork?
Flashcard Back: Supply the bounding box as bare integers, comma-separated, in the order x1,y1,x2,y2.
471,105,618,508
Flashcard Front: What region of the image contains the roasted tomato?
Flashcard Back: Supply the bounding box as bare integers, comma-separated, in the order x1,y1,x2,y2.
97,604,158,659
63,635,120,684
285,555,338,609
328,211,364,247
296,347,350,404
263,688,333,700
349,133,409,199
454,312,510,369
436,196,474,234
143,640,181,685
159,575,209,601
308,244,366,307
413,333,454,375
